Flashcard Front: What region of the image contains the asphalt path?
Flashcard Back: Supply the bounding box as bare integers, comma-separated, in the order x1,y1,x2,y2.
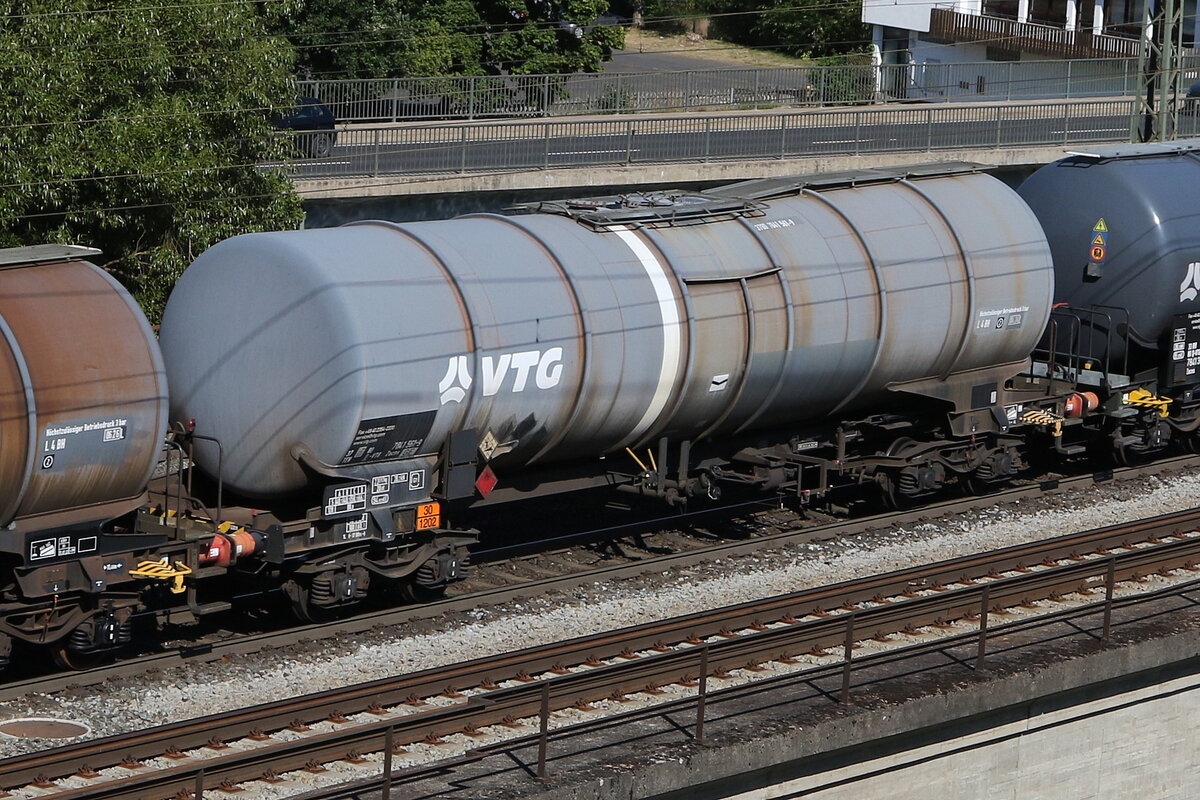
286,105,1165,180
602,47,758,74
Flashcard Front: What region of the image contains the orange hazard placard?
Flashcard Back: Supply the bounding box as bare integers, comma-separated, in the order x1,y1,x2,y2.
415,501,441,530
1090,245,1106,261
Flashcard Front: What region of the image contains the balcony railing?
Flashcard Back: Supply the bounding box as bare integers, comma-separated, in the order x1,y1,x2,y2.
928,8,1139,59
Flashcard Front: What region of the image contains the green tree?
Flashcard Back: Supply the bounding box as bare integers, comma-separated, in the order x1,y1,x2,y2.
0,0,305,320
652,0,868,58
282,0,624,79
285,0,485,78
729,0,869,59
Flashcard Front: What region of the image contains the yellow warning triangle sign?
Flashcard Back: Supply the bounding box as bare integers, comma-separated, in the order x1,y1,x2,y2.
1092,233,1106,246
1093,218,1108,232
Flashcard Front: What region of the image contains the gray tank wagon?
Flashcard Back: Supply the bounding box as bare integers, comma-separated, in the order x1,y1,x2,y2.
161,164,1054,509
13,152,1200,658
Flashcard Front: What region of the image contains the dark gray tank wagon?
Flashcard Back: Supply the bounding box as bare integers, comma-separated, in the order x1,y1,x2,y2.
1019,141,1200,364
159,164,1053,504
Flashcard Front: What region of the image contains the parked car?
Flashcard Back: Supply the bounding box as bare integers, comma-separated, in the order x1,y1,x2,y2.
273,97,337,158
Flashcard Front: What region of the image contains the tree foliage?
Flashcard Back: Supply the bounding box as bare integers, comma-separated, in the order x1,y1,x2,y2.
0,0,305,320
643,0,868,58
281,0,624,79
712,0,869,58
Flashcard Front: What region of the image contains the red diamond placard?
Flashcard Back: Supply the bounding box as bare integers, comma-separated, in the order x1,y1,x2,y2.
475,466,498,497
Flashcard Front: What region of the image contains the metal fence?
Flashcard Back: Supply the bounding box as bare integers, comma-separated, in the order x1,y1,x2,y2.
297,57,1200,123
284,98,1188,181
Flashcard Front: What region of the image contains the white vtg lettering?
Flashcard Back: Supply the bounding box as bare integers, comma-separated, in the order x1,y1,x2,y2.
439,347,564,405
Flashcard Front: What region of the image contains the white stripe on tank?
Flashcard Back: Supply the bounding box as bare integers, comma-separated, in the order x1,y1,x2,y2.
612,225,682,443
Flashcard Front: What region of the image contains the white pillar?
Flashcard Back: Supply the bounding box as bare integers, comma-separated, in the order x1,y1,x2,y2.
1093,0,1105,32
1018,0,1030,22
1066,0,1078,29
870,37,883,98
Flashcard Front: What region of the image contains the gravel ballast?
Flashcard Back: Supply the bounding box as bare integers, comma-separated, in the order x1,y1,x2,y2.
0,470,1198,760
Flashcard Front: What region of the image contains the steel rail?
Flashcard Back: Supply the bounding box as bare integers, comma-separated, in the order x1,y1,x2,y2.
4,455,1192,703
5,503,1200,793
286,575,1200,800
17,544,1200,800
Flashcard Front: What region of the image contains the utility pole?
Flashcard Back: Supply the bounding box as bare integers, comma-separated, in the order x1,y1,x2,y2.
1132,0,1184,141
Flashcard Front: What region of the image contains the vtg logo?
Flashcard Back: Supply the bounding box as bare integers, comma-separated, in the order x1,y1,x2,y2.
439,347,565,405
1182,262,1200,303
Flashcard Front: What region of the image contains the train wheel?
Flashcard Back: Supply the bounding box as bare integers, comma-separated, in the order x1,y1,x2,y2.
1113,418,1171,467
285,576,340,624
400,582,446,604
959,472,989,498
1113,440,1150,468
876,438,925,510
962,447,1020,496
1178,429,1200,454
51,614,128,670
287,568,371,623
51,645,112,671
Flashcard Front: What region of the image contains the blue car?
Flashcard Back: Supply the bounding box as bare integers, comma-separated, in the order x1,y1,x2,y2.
273,97,338,158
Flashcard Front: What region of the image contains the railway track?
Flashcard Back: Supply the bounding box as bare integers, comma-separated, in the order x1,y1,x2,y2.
6,499,1200,799
2,455,1194,702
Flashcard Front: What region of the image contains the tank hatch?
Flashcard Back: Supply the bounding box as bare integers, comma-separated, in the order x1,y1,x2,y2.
1065,138,1200,161
514,191,765,229
518,162,987,229
0,245,102,269
709,161,985,201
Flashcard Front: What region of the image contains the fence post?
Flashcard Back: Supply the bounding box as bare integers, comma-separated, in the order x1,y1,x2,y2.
372,128,381,178
391,78,399,123
704,117,712,162
1067,59,1074,98
542,75,551,117
1102,556,1116,641
696,644,709,744
537,682,550,779
460,126,468,174
382,726,394,800
840,612,855,704
625,120,634,166
686,70,694,110
927,107,934,151
468,75,476,121
975,584,991,671
1008,61,1014,102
